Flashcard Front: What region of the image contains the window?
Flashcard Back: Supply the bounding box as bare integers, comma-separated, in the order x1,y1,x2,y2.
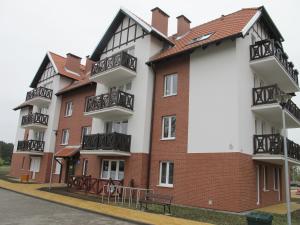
30,157,41,173
61,129,69,145
105,121,128,134
101,160,124,180
159,161,174,187
263,166,269,191
54,159,62,174
21,157,25,169
274,167,279,191
34,131,44,141
81,126,91,143
65,101,73,117
164,74,177,96
162,116,176,139
82,159,88,176
189,32,214,44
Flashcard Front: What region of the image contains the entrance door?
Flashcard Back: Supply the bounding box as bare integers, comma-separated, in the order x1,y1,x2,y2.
65,158,76,183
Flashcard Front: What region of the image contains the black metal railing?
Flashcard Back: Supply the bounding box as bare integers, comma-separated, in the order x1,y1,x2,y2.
82,132,131,152
253,134,300,161
85,91,134,112
26,86,53,101
250,39,299,85
17,140,45,152
21,113,49,126
91,51,137,76
253,85,300,121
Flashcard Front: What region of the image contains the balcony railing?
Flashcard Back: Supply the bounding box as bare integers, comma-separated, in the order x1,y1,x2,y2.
253,134,300,161
17,140,45,152
85,91,134,112
91,51,137,76
250,39,299,85
253,85,300,121
26,86,53,101
21,113,49,126
82,132,131,152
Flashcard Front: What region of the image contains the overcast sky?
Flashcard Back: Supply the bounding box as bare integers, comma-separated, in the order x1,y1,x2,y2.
0,0,299,143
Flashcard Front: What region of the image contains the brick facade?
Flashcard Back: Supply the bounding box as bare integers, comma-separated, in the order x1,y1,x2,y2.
148,54,285,212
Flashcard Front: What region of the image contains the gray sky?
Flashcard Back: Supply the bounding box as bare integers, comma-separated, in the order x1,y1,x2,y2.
0,0,299,143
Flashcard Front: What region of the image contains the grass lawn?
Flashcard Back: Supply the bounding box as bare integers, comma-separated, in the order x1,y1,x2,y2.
40,186,300,225
0,165,10,176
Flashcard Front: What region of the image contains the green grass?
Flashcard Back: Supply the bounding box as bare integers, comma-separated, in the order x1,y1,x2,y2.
39,186,300,225
0,165,10,176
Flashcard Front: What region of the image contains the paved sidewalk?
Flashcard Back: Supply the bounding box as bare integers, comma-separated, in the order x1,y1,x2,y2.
257,202,300,215
0,180,213,225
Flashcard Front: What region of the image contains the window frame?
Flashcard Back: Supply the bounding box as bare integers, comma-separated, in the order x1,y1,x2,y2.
263,165,269,191
54,158,62,175
159,161,174,187
64,101,73,117
82,159,88,176
100,159,125,181
161,115,176,140
164,74,178,97
273,167,279,191
81,126,91,144
61,129,70,145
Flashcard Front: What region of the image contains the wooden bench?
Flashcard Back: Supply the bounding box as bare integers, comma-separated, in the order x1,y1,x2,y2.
139,193,172,214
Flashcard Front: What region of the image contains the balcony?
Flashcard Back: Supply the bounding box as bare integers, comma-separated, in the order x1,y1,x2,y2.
21,113,49,130
250,39,299,92
25,86,53,107
85,91,134,119
90,51,137,85
253,134,300,165
81,132,131,156
252,85,300,128
17,140,44,155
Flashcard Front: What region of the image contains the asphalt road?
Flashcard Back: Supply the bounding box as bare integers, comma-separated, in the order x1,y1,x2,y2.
0,188,136,225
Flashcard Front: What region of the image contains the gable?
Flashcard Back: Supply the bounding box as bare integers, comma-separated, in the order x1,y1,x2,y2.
102,15,147,55
38,62,56,84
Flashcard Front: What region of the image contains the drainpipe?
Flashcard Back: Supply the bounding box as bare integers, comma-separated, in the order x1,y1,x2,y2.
146,62,157,190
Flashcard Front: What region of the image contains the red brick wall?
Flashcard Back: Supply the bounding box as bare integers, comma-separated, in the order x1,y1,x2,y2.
55,84,96,152
53,153,148,187
10,152,53,183
148,54,284,212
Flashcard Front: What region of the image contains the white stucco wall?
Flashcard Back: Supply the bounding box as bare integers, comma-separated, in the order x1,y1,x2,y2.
91,16,164,154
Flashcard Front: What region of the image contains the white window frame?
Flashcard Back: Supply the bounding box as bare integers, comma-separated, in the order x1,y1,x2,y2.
159,161,174,187
81,126,91,144
273,167,279,191
30,157,40,173
161,116,176,140
164,74,177,97
82,159,88,176
54,158,62,174
61,129,69,145
100,160,125,181
64,101,73,117
263,166,269,191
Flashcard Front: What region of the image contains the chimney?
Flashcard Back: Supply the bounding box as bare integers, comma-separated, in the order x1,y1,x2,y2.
176,15,191,36
151,7,169,36
84,56,95,77
65,53,81,74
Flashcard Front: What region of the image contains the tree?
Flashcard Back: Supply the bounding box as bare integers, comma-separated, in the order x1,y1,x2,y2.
0,141,14,165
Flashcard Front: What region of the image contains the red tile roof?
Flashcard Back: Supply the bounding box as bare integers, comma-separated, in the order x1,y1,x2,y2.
150,8,259,62
56,77,95,96
55,147,80,158
48,52,84,81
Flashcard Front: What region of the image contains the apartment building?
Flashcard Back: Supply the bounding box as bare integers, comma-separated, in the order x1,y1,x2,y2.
11,6,300,212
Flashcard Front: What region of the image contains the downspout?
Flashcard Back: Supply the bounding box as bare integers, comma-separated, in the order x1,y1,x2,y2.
146,62,157,190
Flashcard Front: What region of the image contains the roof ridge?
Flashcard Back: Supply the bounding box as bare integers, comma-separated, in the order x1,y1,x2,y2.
170,7,259,37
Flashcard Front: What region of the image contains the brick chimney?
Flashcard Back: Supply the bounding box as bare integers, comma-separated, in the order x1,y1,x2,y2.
84,56,95,77
65,53,81,74
176,15,191,36
151,7,169,36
